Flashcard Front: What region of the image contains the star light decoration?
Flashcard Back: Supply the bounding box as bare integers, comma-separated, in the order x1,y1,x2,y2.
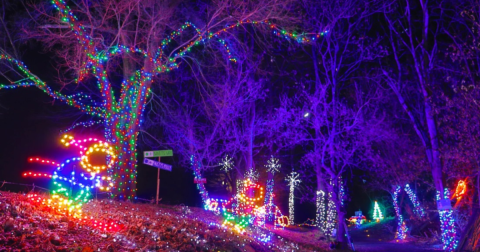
2,0,328,200
219,155,234,173
264,156,281,221
286,171,301,225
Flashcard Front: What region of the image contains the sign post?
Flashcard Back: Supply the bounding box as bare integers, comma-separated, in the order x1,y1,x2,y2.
143,150,173,205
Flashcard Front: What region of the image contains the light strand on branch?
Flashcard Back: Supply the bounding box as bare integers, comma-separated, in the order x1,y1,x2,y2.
286,171,301,225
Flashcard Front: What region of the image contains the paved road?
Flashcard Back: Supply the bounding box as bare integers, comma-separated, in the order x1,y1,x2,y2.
351,241,441,252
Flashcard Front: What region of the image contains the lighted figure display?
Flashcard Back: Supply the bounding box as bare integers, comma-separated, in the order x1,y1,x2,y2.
1,0,327,200
23,134,115,217
452,180,466,201
286,171,301,225
348,211,366,228
206,178,288,233
373,201,384,222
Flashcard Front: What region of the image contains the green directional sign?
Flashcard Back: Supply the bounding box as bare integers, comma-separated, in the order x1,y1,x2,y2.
144,150,173,158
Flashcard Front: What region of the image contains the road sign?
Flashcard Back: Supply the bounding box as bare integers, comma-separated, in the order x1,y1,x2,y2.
144,150,173,158
143,158,172,171
194,178,206,184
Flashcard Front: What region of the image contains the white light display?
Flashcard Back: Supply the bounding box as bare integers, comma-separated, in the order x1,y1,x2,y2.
219,155,234,173
286,171,301,225
316,190,326,232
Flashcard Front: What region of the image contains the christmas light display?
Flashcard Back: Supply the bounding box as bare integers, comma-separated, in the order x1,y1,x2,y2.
264,155,281,222
347,215,366,227
393,186,407,240
219,155,234,172
316,190,326,232
245,167,259,182
339,177,345,206
373,201,384,222
437,189,458,251
60,120,103,133
404,184,425,217
23,134,114,217
453,180,466,201
205,178,287,233
1,0,327,199
191,155,209,207
286,171,301,225
392,184,427,240
325,189,337,237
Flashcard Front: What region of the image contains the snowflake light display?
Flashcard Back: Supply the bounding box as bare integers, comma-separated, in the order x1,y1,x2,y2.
219,155,234,173
264,156,281,222
245,167,259,182
286,171,301,225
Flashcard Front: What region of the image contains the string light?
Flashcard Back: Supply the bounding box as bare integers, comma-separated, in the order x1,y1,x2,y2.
437,189,458,251
453,180,466,201
325,189,336,237
404,184,425,217
245,167,259,182
286,171,301,225
2,0,327,200
315,190,326,232
372,201,384,222
393,186,407,240
264,155,280,221
219,155,234,173
60,120,103,133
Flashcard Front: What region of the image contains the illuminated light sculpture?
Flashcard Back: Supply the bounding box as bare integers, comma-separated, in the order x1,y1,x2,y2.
437,189,458,251
347,215,366,228
1,0,327,200
206,178,287,233
452,180,466,201
286,171,301,225
373,201,384,222
316,190,326,232
264,155,281,222
245,167,259,182
219,155,234,173
23,134,115,217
